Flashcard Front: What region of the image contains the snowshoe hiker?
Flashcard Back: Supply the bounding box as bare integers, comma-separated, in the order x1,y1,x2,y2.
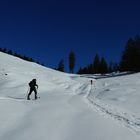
27,79,38,100
90,80,93,85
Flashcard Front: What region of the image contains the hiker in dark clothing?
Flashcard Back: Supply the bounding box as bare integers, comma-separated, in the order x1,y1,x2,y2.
90,80,93,85
27,79,38,100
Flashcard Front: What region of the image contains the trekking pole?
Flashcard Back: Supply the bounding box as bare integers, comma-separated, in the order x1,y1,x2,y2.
26,87,30,99
36,87,40,98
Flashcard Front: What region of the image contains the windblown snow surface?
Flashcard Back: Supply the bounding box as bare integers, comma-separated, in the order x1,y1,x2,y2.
0,52,140,140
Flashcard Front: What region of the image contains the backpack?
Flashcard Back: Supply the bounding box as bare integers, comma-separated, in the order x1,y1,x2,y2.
29,81,33,87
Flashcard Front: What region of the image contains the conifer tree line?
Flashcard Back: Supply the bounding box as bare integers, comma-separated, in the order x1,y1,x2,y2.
1,35,140,74
57,35,140,74
78,35,140,74
77,54,119,74
0,47,43,65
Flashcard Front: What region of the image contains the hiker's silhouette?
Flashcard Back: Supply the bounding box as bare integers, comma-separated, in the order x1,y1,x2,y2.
27,79,38,100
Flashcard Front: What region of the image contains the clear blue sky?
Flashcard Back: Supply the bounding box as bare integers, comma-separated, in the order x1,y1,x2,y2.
0,0,140,72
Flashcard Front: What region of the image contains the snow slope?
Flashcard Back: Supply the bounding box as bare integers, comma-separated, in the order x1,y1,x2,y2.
0,52,140,140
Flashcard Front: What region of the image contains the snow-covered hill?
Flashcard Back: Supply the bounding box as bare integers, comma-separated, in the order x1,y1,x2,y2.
0,52,140,140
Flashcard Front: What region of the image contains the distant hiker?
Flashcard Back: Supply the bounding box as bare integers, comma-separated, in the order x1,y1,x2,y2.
90,79,96,89
90,80,93,85
27,79,38,100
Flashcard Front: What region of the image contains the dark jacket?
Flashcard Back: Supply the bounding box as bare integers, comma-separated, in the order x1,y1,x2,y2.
29,79,38,89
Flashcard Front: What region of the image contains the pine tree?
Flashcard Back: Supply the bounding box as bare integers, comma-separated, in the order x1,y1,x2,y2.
77,67,82,74
93,54,100,74
120,36,140,72
57,59,65,72
7,50,13,55
69,51,75,73
99,57,108,74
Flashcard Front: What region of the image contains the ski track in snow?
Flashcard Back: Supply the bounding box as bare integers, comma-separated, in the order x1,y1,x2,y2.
80,81,140,135
0,96,26,102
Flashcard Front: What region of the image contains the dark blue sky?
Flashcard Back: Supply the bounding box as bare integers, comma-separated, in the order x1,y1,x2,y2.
0,0,140,72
